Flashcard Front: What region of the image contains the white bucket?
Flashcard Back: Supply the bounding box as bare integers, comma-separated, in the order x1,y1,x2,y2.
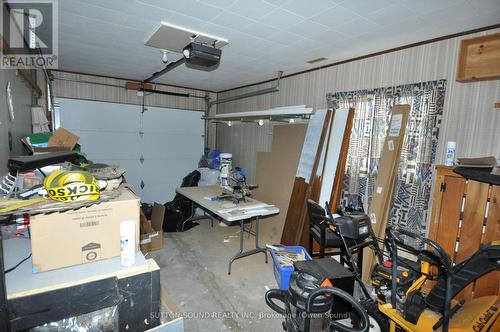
219,153,232,187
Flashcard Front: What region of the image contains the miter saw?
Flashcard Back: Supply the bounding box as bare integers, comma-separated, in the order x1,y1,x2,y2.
218,168,258,204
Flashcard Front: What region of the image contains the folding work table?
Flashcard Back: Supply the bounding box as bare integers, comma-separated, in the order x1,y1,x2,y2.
176,185,279,274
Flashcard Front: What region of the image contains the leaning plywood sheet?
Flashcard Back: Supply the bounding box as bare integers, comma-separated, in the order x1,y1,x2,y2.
281,110,331,245
296,110,330,182
254,124,307,243
362,104,410,280
281,108,355,248
317,108,352,206
298,108,355,249
330,110,355,210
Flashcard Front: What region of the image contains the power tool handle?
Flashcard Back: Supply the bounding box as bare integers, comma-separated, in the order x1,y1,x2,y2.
264,289,287,315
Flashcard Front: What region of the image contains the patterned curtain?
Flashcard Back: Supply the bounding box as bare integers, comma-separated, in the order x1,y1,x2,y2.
326,79,446,236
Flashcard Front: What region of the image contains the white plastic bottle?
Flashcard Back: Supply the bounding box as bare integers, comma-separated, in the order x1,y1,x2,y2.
445,141,456,166
120,220,136,267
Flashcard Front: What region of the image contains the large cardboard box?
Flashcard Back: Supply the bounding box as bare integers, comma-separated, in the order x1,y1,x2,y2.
30,188,140,273
140,203,166,254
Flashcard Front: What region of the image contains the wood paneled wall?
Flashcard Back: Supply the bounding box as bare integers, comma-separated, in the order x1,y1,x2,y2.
216,28,500,183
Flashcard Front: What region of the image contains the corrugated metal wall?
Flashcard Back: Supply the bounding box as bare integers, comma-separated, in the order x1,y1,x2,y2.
216,28,500,182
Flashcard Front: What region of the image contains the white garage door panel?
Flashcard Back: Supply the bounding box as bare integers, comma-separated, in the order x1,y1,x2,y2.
56,98,203,203
125,159,196,202
71,131,143,160
142,109,203,135
139,134,202,160
138,159,197,179
57,99,141,132
71,132,202,161
90,159,197,203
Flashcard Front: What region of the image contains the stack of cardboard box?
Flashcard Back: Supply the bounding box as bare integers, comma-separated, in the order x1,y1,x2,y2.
29,187,141,272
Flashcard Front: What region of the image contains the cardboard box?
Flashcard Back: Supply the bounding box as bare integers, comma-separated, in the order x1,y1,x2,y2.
48,127,80,150
362,104,410,280
33,146,73,154
30,188,140,273
140,203,166,253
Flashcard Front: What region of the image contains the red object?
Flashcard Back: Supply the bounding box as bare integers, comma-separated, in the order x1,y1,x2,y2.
383,261,393,268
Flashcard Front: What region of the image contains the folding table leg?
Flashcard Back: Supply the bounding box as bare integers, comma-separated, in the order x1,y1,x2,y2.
255,217,268,264
228,220,245,275
180,202,214,231
227,217,268,275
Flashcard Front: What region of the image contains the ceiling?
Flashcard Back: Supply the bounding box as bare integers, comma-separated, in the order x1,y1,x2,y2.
57,0,500,91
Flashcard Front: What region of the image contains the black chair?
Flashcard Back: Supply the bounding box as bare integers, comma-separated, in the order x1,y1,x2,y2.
306,199,344,260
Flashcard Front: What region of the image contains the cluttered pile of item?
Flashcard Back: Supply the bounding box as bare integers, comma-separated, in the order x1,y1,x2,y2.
0,128,134,272
0,129,165,331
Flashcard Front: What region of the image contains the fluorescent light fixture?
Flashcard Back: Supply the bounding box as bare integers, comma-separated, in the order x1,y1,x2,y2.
205,105,313,125
209,105,313,120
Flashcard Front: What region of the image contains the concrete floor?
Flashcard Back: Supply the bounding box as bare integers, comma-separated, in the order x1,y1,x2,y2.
147,220,284,332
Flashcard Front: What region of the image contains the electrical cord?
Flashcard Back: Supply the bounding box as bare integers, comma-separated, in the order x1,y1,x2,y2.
5,253,31,274
4,225,32,274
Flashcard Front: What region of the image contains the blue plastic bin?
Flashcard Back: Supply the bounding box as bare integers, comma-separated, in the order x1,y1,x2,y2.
271,246,312,290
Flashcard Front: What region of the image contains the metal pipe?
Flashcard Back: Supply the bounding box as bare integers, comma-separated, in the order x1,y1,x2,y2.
53,76,206,99
141,88,189,98
54,77,127,89
144,57,186,83
204,95,210,150
208,71,283,108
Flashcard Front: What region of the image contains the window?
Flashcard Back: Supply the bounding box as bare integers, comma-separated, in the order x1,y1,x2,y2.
327,80,446,236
